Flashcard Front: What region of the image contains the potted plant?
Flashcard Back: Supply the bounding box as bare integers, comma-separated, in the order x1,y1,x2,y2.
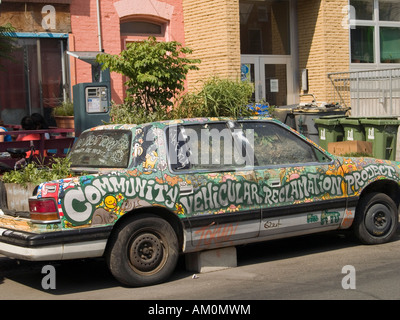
53,100,75,128
1,157,73,212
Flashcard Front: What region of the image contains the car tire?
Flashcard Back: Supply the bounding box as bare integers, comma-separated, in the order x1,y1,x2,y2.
106,214,179,287
353,192,398,245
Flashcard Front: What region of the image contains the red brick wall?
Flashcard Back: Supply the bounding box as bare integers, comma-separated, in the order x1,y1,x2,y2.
69,0,185,104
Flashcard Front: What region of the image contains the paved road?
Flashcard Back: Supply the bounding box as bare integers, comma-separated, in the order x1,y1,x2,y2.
1,228,400,301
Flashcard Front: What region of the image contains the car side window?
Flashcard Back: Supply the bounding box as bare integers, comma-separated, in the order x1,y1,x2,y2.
241,121,322,166
167,122,244,171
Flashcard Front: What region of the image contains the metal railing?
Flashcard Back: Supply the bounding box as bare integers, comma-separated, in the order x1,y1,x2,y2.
328,68,400,116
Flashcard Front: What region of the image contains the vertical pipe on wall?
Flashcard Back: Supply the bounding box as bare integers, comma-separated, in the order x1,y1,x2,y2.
97,0,103,51
37,39,44,115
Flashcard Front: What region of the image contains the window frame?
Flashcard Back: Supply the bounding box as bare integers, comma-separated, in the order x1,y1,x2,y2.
69,129,133,169
165,121,253,174
350,0,400,66
165,120,333,174
237,120,333,169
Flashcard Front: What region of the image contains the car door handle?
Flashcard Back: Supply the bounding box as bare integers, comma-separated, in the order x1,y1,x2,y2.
179,185,193,195
269,179,281,188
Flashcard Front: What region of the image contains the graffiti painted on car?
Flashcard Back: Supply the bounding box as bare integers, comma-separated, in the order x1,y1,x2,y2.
34,160,398,228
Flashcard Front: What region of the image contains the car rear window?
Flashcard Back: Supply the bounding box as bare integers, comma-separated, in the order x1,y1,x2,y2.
70,130,132,168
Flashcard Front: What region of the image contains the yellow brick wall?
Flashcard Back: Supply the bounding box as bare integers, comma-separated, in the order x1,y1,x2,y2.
297,0,349,104
182,0,241,91
183,0,349,102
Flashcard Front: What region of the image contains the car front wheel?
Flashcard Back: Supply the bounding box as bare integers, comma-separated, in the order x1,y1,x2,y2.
106,214,179,287
354,192,398,245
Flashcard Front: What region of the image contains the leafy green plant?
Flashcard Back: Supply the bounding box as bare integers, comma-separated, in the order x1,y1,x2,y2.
97,37,200,116
53,100,74,116
108,100,168,125
2,157,73,186
173,77,254,119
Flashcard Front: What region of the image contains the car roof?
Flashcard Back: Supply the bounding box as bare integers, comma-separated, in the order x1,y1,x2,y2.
84,116,276,133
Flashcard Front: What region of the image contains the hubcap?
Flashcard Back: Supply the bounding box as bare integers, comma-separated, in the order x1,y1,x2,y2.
129,233,165,273
374,212,387,227
365,204,392,237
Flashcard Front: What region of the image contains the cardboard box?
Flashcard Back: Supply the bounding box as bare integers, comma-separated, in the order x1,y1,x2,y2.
328,140,373,156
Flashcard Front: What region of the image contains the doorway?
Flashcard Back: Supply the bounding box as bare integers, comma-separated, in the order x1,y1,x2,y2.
241,55,293,106
240,0,297,106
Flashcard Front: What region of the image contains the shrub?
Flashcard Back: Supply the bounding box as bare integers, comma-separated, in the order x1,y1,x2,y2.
97,37,200,115
176,77,254,119
2,157,73,186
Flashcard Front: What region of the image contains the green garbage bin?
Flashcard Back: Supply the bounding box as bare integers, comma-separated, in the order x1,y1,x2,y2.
293,107,349,144
359,118,400,160
314,116,346,150
339,117,366,141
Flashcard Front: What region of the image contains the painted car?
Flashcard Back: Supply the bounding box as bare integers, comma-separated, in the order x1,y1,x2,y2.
0,117,399,287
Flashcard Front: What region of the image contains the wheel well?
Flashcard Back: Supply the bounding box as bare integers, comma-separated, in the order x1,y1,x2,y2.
109,206,185,253
359,180,400,208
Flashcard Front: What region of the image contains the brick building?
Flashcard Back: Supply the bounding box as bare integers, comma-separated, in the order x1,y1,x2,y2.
0,0,399,125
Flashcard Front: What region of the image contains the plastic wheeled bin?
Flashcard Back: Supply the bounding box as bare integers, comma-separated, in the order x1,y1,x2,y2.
339,117,365,142
293,107,349,144
359,118,400,160
314,115,346,150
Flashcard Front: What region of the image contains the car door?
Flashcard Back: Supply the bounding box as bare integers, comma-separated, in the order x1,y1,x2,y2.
166,121,261,251
238,120,348,239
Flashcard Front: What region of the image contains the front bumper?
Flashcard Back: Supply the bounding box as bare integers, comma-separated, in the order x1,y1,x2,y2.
0,226,112,261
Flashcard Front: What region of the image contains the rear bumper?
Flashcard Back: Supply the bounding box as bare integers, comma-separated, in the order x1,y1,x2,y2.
0,226,112,261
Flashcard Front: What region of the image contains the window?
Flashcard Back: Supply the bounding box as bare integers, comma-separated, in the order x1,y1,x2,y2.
351,0,374,20
70,130,132,169
240,0,290,55
350,0,400,64
120,21,163,36
0,37,68,125
240,121,323,166
379,0,400,22
351,26,375,63
380,27,400,62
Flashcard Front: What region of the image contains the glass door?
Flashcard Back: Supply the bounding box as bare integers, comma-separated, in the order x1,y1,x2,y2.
241,55,293,106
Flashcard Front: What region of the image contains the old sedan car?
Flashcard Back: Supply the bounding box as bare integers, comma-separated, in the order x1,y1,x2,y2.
0,117,399,287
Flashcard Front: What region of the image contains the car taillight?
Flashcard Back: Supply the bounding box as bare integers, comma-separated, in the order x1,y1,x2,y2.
29,198,60,223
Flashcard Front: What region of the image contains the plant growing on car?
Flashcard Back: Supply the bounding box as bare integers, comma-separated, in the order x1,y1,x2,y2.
97,37,200,120
2,157,73,186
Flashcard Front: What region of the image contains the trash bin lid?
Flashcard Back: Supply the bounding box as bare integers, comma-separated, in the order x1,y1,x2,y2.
293,107,348,114
360,118,400,126
314,118,341,125
339,117,363,125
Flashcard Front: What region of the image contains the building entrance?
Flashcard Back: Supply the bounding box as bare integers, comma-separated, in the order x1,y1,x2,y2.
240,0,297,106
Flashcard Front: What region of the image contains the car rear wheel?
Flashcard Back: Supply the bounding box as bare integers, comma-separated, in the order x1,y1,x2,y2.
106,214,179,287
354,192,398,245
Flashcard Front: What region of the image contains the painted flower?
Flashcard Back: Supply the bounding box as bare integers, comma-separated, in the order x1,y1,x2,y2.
208,173,220,180
221,173,236,182
215,209,226,214
227,204,240,212
175,203,185,215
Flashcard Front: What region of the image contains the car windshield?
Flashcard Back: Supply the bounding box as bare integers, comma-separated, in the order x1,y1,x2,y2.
69,130,132,168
